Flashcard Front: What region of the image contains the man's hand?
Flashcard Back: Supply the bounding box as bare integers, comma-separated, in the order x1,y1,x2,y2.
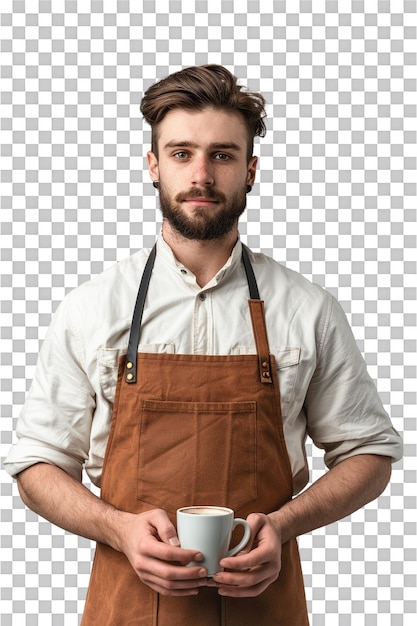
116,508,209,596
208,512,282,598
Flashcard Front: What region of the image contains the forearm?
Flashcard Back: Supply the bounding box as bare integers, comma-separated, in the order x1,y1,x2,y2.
269,454,392,544
17,462,132,552
17,463,210,596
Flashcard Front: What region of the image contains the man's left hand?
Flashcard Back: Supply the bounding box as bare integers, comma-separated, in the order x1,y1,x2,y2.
207,512,282,597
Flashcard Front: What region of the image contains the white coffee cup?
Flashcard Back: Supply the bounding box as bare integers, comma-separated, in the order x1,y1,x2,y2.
176,506,251,576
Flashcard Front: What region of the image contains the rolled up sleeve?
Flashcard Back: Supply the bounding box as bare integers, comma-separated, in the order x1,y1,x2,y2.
4,297,96,481
305,296,403,469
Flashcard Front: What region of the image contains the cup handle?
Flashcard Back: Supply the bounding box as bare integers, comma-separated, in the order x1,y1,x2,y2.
226,518,251,557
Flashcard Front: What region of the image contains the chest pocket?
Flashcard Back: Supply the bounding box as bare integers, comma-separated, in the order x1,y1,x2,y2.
232,346,300,417
136,399,257,515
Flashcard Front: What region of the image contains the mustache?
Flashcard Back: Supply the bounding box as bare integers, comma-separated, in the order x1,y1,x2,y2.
175,188,226,203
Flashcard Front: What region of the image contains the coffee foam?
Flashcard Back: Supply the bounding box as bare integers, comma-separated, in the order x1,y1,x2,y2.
181,506,230,516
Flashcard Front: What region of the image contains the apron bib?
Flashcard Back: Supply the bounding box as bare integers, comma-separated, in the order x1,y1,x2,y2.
82,245,309,625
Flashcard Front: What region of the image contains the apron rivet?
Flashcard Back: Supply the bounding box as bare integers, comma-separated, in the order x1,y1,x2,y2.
262,361,268,368
262,371,271,378
126,362,133,369
126,373,133,381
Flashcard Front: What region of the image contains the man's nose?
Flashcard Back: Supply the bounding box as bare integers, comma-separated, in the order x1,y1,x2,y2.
191,156,214,186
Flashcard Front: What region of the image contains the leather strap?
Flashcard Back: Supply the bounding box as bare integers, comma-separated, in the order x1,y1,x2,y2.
241,244,260,300
243,246,272,384
249,300,273,384
125,244,157,383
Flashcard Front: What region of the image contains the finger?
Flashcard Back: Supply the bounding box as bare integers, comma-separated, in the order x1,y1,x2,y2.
238,512,268,552
141,571,209,596
149,509,181,547
135,554,208,584
219,547,267,572
214,560,275,585
217,579,273,598
140,534,204,564
137,561,209,595
141,576,204,597
213,567,278,598
246,512,268,535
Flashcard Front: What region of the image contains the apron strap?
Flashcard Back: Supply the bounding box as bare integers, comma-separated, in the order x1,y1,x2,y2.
125,244,157,383
125,242,272,384
242,245,273,384
241,244,260,300
249,300,273,384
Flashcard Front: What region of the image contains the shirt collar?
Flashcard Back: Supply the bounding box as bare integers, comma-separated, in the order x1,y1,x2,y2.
156,232,243,290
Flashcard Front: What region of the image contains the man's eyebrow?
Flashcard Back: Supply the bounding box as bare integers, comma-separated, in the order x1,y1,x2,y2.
163,140,197,150
210,142,242,152
163,140,242,152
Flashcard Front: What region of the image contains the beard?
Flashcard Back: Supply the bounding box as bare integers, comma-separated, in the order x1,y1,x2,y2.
158,183,247,241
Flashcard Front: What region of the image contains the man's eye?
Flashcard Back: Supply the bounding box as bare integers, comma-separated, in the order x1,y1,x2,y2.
174,151,188,159
214,153,231,160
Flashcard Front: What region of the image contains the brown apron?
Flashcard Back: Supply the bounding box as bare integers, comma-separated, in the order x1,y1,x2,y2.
82,245,309,625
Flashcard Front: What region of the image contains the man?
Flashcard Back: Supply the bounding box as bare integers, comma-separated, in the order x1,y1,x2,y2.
5,65,402,625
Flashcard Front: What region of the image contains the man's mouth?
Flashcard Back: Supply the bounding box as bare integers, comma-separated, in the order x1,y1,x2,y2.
176,189,224,205
183,197,218,205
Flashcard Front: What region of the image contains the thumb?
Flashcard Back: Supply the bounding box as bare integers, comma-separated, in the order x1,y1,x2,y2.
168,536,180,547
153,510,180,546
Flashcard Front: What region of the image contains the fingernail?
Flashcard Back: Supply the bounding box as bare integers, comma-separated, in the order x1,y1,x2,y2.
168,537,180,546
194,552,204,561
198,568,208,578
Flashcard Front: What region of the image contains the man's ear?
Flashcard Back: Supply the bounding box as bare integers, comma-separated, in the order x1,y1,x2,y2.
147,151,159,181
247,155,258,186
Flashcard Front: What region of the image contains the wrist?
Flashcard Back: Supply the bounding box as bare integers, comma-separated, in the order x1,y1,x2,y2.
267,507,294,545
97,505,137,553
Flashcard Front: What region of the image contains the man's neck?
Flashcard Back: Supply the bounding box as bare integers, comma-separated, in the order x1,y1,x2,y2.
161,222,238,288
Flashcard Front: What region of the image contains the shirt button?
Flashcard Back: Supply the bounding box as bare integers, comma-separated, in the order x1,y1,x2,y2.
199,293,206,301
180,269,187,274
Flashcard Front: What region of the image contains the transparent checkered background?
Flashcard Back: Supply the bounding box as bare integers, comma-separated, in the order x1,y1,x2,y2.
1,1,416,624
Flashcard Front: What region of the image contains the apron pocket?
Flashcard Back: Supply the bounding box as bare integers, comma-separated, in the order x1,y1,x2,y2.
137,400,257,515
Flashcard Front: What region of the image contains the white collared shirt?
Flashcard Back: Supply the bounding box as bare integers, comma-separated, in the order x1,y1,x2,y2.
4,236,403,494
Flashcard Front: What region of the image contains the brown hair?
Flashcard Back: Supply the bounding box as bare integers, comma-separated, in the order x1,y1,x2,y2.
140,64,267,161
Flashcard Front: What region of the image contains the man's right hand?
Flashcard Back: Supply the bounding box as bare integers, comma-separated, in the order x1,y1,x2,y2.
116,508,209,596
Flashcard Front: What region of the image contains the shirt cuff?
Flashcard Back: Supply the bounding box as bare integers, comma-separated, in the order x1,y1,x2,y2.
3,440,83,483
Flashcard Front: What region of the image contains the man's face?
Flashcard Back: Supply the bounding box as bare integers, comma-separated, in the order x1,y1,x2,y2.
147,108,257,241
